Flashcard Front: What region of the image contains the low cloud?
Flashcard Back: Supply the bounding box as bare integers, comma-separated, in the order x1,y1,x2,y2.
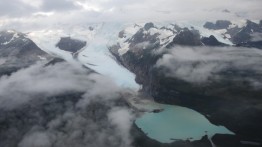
251,33,262,42
0,62,92,109
108,107,134,147
19,132,52,147
155,46,262,87
17,105,134,147
0,62,135,147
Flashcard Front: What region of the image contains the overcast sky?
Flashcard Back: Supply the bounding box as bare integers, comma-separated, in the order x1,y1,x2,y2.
0,0,261,30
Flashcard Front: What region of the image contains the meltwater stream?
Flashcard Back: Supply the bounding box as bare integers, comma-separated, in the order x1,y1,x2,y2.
29,23,234,144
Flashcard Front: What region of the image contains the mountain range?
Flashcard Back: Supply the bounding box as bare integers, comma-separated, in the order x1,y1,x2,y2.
0,19,262,147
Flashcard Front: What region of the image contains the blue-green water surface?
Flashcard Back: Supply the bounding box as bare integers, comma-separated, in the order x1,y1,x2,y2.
135,104,234,143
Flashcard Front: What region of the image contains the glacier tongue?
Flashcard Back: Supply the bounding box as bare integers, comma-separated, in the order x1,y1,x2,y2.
28,23,140,91
78,23,140,90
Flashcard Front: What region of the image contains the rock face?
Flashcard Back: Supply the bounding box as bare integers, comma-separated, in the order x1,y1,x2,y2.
232,20,262,49
56,37,86,53
144,22,155,31
204,20,232,30
0,30,48,59
167,28,227,48
110,22,262,146
201,35,227,46
0,30,51,76
168,29,202,46
204,19,262,49
212,134,262,147
232,20,262,44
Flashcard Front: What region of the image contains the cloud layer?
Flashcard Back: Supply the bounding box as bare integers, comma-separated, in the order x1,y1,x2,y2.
0,62,91,109
0,0,261,31
156,46,262,87
0,62,135,147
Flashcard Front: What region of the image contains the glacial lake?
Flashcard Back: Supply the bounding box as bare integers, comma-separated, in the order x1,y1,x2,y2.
135,103,234,143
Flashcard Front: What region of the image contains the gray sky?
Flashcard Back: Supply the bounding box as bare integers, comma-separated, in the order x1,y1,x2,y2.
0,0,261,30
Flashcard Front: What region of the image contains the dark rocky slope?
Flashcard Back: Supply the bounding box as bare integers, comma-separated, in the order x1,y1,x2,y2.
0,30,51,76
56,37,86,53
204,20,262,49
110,22,262,146
204,20,232,30
201,35,227,46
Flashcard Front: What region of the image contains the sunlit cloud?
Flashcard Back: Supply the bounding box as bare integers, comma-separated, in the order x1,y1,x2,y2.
74,1,102,12
20,0,43,8
33,11,54,17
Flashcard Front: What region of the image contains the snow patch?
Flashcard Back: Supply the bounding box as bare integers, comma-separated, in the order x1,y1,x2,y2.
230,20,247,29
118,42,130,55
37,56,47,60
199,27,233,45
148,27,175,45
7,30,15,33
214,29,227,34
225,34,231,39
116,24,141,55
1,32,20,45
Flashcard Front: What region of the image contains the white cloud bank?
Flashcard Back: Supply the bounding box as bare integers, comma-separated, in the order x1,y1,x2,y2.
0,0,261,31
0,62,135,147
0,62,122,109
156,46,262,87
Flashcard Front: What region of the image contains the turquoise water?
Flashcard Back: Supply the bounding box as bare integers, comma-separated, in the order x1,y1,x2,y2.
135,104,234,143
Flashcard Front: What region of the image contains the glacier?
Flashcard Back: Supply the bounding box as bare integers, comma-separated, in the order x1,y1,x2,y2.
27,23,140,91
77,23,140,90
